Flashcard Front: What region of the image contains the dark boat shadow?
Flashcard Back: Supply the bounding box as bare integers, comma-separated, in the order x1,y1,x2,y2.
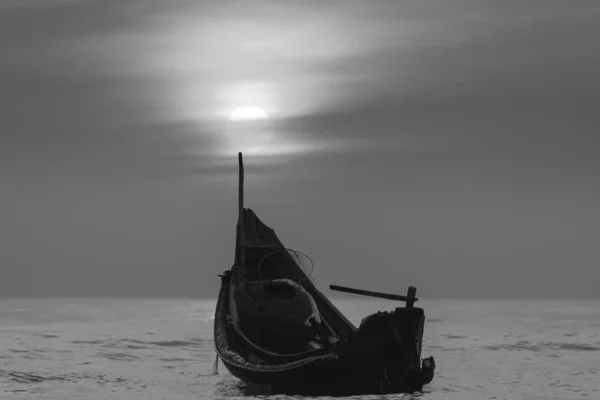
215,377,430,399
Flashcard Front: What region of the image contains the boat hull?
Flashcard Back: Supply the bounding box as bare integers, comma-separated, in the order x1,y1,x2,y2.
215,271,434,395
220,354,427,395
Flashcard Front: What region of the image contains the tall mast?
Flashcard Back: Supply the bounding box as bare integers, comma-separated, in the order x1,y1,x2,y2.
237,152,245,266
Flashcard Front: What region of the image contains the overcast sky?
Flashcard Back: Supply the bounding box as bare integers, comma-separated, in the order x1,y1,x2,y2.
1,0,599,298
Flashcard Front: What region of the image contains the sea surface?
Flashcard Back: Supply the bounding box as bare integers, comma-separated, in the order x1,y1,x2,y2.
1,298,599,399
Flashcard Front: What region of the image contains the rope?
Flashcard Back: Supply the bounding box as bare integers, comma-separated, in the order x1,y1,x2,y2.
288,248,315,279
256,248,314,283
211,352,219,375
270,278,321,327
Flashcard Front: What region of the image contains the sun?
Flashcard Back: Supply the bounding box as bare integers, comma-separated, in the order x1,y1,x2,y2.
224,106,272,155
228,106,269,121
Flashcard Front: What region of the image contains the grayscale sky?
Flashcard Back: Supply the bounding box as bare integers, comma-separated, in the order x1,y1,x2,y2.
1,0,599,298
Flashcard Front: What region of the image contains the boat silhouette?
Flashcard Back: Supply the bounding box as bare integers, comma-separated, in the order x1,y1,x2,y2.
213,153,435,395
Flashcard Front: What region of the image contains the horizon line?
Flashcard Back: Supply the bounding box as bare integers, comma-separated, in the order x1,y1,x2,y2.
1,295,599,301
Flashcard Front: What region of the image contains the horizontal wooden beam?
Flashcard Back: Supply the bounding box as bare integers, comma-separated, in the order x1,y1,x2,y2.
329,285,419,303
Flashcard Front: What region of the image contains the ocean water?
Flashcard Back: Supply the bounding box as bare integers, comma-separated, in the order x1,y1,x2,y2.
1,298,599,399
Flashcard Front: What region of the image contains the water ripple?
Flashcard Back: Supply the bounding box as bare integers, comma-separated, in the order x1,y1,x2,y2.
70,338,208,349
97,352,141,361
482,341,600,352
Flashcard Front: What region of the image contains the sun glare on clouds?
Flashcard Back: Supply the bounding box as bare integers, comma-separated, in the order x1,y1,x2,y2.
223,105,273,156
228,106,268,122
70,4,361,159
213,80,317,159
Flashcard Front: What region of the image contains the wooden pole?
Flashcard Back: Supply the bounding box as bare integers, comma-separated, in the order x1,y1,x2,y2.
406,286,417,308
329,285,419,304
238,152,245,266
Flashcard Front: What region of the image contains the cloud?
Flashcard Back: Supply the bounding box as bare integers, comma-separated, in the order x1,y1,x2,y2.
0,0,98,8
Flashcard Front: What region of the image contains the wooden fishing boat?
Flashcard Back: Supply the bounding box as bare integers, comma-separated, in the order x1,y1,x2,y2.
213,153,435,395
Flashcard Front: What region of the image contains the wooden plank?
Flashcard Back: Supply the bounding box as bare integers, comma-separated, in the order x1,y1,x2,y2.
406,286,417,308
329,285,419,303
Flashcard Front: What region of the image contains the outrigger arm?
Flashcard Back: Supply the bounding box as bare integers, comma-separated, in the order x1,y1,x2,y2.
329,285,418,308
